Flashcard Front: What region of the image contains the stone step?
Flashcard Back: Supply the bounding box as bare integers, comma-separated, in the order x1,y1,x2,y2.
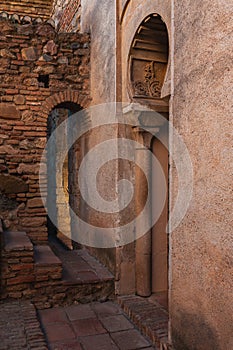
34,245,62,281
42,238,115,306
118,295,172,350
1,230,115,308
1,231,34,297
50,238,114,284
3,231,33,253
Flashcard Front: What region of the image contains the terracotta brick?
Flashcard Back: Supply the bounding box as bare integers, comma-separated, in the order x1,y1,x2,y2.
6,275,34,285
5,89,19,94
10,263,33,271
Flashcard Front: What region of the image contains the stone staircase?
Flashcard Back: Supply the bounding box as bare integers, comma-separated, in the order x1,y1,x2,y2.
0,229,114,309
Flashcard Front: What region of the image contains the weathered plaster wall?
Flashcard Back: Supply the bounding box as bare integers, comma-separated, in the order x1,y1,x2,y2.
81,0,116,104
78,0,117,272
0,18,90,243
171,1,233,349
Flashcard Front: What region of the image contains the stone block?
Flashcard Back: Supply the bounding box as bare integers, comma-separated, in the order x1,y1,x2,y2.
21,47,37,61
17,163,39,175
27,197,44,208
0,49,16,59
14,95,25,105
43,40,58,56
0,103,20,119
0,174,29,194
3,231,33,252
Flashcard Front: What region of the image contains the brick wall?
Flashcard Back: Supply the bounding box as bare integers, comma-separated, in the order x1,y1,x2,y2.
0,17,90,243
52,0,81,32
0,0,53,19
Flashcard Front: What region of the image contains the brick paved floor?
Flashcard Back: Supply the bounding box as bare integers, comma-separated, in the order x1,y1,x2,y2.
0,299,157,349
39,301,157,350
0,300,47,350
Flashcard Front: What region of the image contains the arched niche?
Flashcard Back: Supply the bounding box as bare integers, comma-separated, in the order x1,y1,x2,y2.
128,14,169,111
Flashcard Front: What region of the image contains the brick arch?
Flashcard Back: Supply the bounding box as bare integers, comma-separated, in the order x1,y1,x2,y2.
41,90,91,118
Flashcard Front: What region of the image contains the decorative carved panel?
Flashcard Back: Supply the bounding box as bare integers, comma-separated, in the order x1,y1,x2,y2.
131,59,167,99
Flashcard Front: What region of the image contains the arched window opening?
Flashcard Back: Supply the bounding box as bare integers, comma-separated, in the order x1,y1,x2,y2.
128,14,169,111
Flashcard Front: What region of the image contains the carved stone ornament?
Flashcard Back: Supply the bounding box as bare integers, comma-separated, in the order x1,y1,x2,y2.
133,61,162,98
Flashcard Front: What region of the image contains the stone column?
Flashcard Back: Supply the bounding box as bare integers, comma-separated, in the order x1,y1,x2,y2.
134,128,154,297
151,132,169,294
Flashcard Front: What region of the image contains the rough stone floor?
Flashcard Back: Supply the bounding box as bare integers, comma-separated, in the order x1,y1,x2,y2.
0,299,157,350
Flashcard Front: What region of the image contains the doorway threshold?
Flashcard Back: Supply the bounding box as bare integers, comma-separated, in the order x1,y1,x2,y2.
118,294,172,349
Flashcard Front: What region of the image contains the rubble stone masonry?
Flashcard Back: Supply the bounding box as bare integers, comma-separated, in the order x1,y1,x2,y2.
0,16,90,243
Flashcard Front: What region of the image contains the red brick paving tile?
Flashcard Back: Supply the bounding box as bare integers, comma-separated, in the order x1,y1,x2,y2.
44,323,76,343
49,340,83,350
65,304,95,321
80,333,118,350
91,301,122,317
100,314,134,332
111,329,151,350
72,317,107,336
39,308,68,324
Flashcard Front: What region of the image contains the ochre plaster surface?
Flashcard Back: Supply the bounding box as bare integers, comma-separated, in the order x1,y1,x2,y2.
171,1,233,348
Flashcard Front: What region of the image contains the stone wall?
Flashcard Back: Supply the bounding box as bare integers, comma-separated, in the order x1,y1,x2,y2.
171,1,233,349
0,17,90,243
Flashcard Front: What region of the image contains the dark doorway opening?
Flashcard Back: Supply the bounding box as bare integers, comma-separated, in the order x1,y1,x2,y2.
47,102,81,249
